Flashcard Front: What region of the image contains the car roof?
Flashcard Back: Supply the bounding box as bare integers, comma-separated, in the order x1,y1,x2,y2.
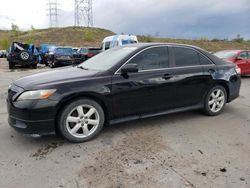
120,42,208,51
217,49,250,53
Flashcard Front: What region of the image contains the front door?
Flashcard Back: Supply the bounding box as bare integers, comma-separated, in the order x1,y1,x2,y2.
235,51,250,75
111,46,176,119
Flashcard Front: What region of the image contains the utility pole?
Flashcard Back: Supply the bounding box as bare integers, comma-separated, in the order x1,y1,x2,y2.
75,0,93,27
47,0,59,28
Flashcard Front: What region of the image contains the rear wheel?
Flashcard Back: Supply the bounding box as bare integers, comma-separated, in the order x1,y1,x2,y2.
57,99,105,142
31,64,37,69
9,61,15,69
203,85,227,116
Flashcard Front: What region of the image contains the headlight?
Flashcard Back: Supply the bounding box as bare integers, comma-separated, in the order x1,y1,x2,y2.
17,89,56,101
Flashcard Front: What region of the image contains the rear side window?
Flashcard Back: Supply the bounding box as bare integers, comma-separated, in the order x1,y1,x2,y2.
199,54,213,65
174,47,200,67
128,46,169,71
104,42,111,50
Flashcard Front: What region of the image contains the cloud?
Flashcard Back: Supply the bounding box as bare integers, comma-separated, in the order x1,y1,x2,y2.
93,0,250,39
0,0,249,39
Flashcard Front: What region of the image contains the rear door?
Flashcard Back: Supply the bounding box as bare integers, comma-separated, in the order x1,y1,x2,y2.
246,52,250,74
170,46,212,108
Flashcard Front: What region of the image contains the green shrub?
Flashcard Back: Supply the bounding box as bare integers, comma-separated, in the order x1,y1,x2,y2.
0,39,11,50
25,38,35,44
83,30,94,42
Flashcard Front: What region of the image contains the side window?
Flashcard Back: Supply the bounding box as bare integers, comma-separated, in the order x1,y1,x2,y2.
199,54,213,65
174,47,200,67
128,47,169,71
105,42,111,50
239,52,248,59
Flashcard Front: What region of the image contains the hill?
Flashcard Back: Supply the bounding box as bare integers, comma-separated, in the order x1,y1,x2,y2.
0,26,250,52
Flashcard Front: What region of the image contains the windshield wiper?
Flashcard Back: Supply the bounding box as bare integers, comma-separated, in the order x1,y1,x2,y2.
77,66,89,70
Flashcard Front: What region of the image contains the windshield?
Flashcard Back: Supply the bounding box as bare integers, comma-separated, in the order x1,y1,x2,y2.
55,48,73,55
78,46,138,71
214,51,238,59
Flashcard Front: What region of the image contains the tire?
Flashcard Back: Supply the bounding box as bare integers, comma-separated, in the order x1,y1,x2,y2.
31,64,37,69
9,61,15,69
57,98,105,143
19,51,30,61
203,85,227,116
48,61,55,68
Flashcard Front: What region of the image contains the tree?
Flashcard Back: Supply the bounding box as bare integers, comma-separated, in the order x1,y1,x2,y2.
11,23,19,36
232,34,244,43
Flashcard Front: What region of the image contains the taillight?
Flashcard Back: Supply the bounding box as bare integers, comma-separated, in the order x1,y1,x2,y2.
235,65,241,75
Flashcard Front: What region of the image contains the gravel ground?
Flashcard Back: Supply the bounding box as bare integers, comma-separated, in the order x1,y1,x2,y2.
0,58,249,188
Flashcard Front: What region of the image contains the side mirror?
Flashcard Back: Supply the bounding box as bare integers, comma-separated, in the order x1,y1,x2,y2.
121,64,139,75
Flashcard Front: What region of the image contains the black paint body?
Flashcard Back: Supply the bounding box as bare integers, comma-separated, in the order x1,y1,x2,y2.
7,43,241,135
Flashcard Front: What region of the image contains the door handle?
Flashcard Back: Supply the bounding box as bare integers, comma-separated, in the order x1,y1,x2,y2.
162,74,173,80
208,69,215,74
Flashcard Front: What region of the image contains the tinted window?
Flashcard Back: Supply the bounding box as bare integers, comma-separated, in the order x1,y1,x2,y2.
199,54,213,65
248,52,250,59
104,42,111,50
239,52,248,59
128,47,169,71
174,47,199,67
55,48,73,55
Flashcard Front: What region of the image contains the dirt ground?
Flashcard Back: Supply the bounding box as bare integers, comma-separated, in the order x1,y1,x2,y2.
0,58,249,188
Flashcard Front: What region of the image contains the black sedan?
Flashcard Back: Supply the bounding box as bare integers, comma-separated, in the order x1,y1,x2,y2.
47,47,74,68
7,43,241,142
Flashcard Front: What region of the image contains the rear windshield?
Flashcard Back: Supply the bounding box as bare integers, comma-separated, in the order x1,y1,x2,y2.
55,48,73,55
214,51,238,59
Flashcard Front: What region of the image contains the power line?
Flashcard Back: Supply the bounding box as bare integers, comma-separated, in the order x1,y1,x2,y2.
75,0,93,27
47,0,59,28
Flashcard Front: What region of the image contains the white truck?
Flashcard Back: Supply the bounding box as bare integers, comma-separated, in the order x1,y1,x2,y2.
101,35,138,51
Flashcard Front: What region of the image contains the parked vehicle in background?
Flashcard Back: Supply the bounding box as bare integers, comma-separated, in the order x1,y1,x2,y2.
74,47,101,63
101,35,138,51
7,42,40,69
38,44,57,65
7,43,241,142
214,50,250,75
0,50,7,58
47,47,74,68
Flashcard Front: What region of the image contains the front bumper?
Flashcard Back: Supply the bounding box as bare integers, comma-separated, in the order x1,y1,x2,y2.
7,94,58,136
54,59,73,67
8,116,55,135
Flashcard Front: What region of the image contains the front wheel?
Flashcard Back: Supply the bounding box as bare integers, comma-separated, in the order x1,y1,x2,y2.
203,85,227,116
57,99,105,142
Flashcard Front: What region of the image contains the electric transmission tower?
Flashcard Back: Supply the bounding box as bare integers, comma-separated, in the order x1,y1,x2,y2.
47,0,59,28
75,0,93,27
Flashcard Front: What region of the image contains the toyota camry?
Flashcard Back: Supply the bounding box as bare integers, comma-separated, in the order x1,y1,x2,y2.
7,43,241,142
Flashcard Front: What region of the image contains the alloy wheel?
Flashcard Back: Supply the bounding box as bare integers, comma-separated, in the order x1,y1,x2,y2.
208,89,225,113
66,104,100,138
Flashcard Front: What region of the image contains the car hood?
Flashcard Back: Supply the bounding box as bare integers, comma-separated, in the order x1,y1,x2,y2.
14,67,100,90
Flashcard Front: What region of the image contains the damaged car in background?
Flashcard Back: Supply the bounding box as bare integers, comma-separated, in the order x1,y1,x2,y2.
47,47,75,68
7,42,40,69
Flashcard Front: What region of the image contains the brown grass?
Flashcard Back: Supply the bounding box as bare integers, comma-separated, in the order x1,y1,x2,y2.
0,26,250,51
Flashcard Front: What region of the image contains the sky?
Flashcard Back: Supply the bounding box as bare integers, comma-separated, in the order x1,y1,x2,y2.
0,0,249,39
